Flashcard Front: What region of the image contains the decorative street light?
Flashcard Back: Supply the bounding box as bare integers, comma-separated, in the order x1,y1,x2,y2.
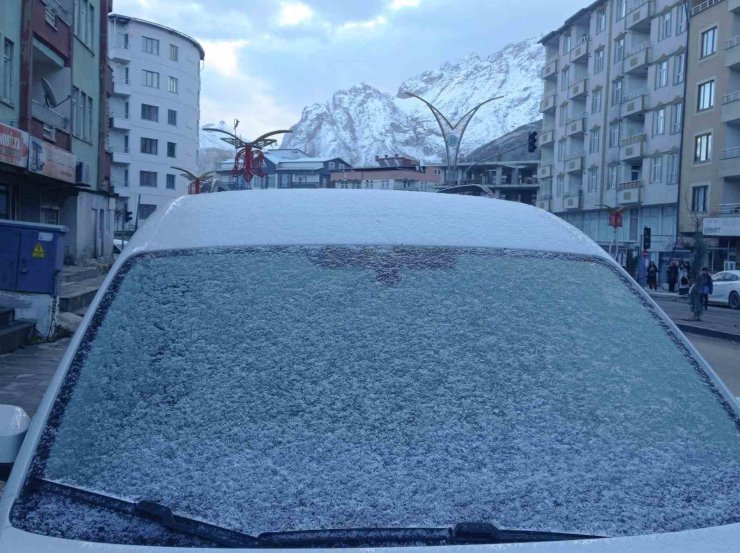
402,91,502,186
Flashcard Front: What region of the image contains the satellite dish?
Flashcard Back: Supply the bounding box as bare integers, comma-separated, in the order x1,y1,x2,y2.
41,78,58,108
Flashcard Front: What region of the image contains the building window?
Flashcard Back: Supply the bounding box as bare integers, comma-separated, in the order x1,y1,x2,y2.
617,0,626,19
556,175,564,196
143,70,160,88
700,27,717,58
697,80,714,111
166,174,176,189
559,104,568,125
124,66,130,84
140,137,158,155
655,60,668,89
593,49,604,74
2,39,13,104
138,204,157,219
677,4,687,33
124,134,129,153
596,10,606,33
143,36,159,55
653,108,666,136
666,152,679,184
587,168,598,192
170,43,178,61
74,1,95,47
167,142,176,158
86,94,92,140
123,168,129,187
658,11,672,41
609,122,620,148
691,185,708,212
694,133,712,162
557,140,566,162
141,103,159,121
123,33,129,49
168,76,178,94
167,109,177,126
591,89,602,113
589,129,600,153
670,102,683,134
611,80,623,106
607,165,618,189
673,52,685,84
561,67,570,90
563,34,571,55
649,157,663,184
614,37,624,63
140,171,157,187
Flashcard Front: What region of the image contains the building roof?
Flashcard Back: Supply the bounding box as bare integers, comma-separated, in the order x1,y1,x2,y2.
539,0,607,45
108,13,206,59
122,190,607,258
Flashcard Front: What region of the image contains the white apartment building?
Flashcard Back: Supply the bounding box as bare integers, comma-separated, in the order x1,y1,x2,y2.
538,0,688,271
107,14,204,225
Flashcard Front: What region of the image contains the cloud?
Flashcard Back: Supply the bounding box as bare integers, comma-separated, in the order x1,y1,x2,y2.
199,39,249,78
389,0,421,10
277,1,314,26
340,15,388,31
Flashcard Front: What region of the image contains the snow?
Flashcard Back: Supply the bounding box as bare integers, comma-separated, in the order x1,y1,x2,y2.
13,248,740,544
123,190,605,259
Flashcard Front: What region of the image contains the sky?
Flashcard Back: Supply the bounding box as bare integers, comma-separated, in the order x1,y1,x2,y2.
113,0,588,139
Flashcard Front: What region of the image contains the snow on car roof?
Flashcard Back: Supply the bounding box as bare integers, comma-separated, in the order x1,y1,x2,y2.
123,190,607,258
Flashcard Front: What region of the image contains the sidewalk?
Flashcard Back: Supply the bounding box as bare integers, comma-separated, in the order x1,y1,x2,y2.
647,291,740,342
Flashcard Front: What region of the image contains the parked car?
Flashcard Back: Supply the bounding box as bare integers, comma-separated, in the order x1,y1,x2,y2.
708,270,740,309
0,190,739,552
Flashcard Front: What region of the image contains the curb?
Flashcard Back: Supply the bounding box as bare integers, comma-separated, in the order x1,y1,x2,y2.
676,324,740,343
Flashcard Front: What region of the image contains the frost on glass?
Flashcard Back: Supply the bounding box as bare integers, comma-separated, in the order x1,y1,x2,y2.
20,247,740,542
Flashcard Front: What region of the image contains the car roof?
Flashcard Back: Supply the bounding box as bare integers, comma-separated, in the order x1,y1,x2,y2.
122,190,608,260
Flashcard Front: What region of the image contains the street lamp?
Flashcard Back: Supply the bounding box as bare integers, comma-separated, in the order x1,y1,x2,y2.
597,203,625,258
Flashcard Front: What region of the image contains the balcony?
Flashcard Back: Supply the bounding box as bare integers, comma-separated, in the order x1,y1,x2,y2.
540,128,555,147
569,79,588,100
565,153,584,173
109,115,131,130
726,36,740,70
112,151,131,165
113,78,131,96
722,90,740,124
569,36,590,64
616,180,642,205
540,94,557,113
538,164,552,179
627,0,652,31
31,99,70,133
719,147,740,178
540,58,558,80
110,40,131,62
624,44,650,74
535,194,552,211
563,189,582,209
620,134,645,161
622,91,646,119
566,117,585,136
730,0,740,13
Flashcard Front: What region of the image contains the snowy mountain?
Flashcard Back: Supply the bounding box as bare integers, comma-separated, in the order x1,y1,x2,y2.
280,37,544,166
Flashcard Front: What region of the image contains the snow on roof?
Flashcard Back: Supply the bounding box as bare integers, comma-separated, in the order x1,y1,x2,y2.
124,190,607,259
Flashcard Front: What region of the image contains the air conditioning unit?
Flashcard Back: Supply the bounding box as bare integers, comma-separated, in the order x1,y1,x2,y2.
76,162,92,185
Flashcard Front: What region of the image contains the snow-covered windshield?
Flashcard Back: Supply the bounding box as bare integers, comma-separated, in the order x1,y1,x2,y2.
13,246,740,545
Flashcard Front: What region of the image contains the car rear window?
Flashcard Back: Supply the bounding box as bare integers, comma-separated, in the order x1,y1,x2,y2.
12,246,740,544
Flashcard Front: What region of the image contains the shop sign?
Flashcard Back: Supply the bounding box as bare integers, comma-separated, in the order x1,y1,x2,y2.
0,122,30,168
27,136,76,183
703,216,740,237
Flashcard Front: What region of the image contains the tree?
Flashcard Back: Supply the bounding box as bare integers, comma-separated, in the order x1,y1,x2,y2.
684,196,707,280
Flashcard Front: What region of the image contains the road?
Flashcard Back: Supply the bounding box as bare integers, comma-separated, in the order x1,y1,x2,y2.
686,334,740,396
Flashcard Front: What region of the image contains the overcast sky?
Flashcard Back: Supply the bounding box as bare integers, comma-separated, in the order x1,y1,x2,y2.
114,0,587,138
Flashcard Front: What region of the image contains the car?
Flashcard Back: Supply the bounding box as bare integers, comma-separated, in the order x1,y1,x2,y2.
0,189,739,552
708,270,740,309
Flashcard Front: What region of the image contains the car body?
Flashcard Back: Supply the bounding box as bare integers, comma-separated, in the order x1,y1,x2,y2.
708,270,740,309
0,190,739,552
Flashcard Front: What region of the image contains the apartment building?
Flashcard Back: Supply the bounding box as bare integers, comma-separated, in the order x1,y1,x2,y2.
679,0,740,270
539,0,688,269
0,0,114,263
107,14,204,226
332,156,443,191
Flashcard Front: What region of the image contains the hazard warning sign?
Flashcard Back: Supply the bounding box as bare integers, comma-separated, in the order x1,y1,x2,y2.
32,243,45,258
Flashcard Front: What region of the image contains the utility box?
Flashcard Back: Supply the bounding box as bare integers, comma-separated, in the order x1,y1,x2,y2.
0,219,67,295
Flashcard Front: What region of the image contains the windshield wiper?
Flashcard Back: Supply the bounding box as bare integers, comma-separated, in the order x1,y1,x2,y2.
27,477,269,548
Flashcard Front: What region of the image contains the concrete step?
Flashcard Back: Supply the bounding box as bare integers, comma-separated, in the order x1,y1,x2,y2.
62,265,103,284
59,275,107,313
0,307,14,327
0,321,35,355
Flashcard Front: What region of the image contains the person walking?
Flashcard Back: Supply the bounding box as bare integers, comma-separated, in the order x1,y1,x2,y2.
689,278,704,321
700,267,714,310
678,264,689,296
668,261,678,293
647,261,658,291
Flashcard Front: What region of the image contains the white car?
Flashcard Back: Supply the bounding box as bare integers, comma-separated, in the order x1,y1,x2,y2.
0,190,739,552
708,270,740,309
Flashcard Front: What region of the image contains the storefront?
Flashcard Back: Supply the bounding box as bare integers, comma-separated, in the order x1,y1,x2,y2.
703,215,740,271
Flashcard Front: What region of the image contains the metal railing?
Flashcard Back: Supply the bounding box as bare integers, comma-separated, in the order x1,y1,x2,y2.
721,146,740,159
566,151,585,160
31,100,69,131
537,193,552,201
620,133,646,146
564,188,582,198
617,180,642,190
723,90,740,104
622,88,647,103
690,0,722,17
628,0,650,13
727,35,740,50
625,41,650,57
716,203,740,215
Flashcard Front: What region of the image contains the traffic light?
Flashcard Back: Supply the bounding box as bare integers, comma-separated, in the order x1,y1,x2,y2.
527,131,538,153
643,226,652,250
124,210,133,224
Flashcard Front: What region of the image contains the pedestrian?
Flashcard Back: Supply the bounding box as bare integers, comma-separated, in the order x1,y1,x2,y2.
678,265,689,296
647,261,658,291
689,278,704,321
668,261,678,293
700,267,713,310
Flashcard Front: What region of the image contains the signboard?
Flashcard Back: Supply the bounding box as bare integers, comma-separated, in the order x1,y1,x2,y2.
0,122,30,168
608,211,623,228
27,136,76,183
703,216,740,237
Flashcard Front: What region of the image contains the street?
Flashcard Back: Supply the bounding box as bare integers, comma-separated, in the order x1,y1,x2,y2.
689,335,740,397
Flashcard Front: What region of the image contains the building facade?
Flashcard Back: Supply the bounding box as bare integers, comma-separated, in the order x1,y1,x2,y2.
0,0,114,264
107,14,204,227
679,0,740,270
332,156,443,191
539,0,688,271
